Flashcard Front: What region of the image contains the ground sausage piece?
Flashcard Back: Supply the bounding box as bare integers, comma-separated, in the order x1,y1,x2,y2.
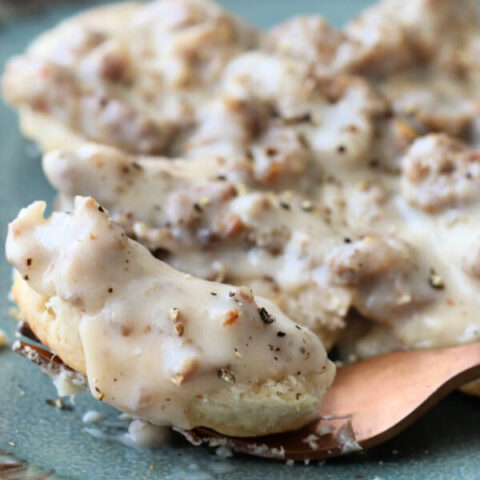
401,134,480,212
263,16,346,76
327,235,434,323
327,235,411,287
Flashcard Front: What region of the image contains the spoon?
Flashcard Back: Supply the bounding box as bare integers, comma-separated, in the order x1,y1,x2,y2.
182,342,480,461
13,329,480,462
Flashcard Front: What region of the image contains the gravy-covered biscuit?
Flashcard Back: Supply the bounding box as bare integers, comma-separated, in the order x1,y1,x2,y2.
6,197,335,436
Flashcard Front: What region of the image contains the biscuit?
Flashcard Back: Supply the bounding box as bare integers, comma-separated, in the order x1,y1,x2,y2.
7,197,335,436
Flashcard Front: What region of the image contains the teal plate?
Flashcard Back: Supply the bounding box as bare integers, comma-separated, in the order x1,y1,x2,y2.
1,1,479,479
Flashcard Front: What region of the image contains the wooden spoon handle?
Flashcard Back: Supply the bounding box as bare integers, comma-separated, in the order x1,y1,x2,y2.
189,343,480,461
345,342,480,449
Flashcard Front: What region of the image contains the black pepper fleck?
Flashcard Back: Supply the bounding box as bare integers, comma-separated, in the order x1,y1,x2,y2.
266,147,278,156
45,398,72,411
429,269,445,290
108,288,113,293
300,347,306,354
98,206,105,212
277,331,286,337
217,368,236,383
26,258,32,266
258,307,275,324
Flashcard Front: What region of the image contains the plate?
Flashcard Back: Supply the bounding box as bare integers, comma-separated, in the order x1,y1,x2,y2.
1,1,479,479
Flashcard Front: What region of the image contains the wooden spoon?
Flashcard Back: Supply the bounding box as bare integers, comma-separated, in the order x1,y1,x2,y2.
13,331,480,462
181,342,480,461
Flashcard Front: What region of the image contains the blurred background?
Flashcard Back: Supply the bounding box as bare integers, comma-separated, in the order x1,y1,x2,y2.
0,0,376,29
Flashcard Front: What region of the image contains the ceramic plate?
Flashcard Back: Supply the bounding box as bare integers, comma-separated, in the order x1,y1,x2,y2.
1,1,479,478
